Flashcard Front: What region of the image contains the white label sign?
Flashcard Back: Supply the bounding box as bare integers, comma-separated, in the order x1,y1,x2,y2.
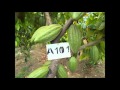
46,42,71,60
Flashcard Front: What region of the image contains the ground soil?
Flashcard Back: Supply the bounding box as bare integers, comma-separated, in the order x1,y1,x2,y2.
15,44,105,78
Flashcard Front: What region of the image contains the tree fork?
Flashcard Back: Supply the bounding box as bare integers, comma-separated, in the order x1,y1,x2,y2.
44,12,74,78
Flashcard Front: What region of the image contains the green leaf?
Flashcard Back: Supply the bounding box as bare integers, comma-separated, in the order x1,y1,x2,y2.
61,14,65,24
86,29,94,38
88,24,96,30
98,22,105,30
95,20,101,28
64,12,71,20
86,18,90,25
15,41,18,47
100,41,105,53
96,32,104,39
15,22,20,31
16,37,20,46
89,14,94,20
80,53,89,61
102,56,105,61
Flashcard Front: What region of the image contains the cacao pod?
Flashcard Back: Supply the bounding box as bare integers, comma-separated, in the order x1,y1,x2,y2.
70,12,85,20
27,66,49,78
68,56,78,72
57,64,68,78
42,60,51,66
90,46,99,63
31,24,62,43
68,24,82,54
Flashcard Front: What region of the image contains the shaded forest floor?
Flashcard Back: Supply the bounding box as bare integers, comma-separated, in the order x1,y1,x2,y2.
15,44,105,78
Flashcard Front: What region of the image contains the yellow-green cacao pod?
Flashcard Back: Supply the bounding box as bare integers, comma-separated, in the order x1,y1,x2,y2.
68,56,78,72
27,66,49,78
31,24,62,43
68,24,82,54
90,46,99,63
70,12,85,20
57,64,68,78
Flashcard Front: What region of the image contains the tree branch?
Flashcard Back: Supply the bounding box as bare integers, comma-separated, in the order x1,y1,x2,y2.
51,18,74,43
44,12,52,25
47,60,60,78
79,37,105,51
46,12,89,78
47,18,74,78
15,12,25,23
44,12,59,78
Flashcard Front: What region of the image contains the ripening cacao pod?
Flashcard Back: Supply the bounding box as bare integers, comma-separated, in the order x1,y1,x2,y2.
69,12,85,20
57,64,68,78
90,46,99,63
68,56,78,72
27,66,49,78
68,24,82,54
31,24,62,43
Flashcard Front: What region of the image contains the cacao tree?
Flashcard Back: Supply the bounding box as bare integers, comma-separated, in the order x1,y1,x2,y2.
15,12,105,78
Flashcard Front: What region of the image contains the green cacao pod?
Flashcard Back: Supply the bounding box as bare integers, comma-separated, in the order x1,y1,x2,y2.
31,24,62,43
70,12,85,20
57,64,68,78
42,60,51,66
27,66,49,78
90,46,99,63
68,56,78,72
68,24,82,54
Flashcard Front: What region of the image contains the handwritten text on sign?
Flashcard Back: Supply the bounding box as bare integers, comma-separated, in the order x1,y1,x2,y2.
46,42,71,60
